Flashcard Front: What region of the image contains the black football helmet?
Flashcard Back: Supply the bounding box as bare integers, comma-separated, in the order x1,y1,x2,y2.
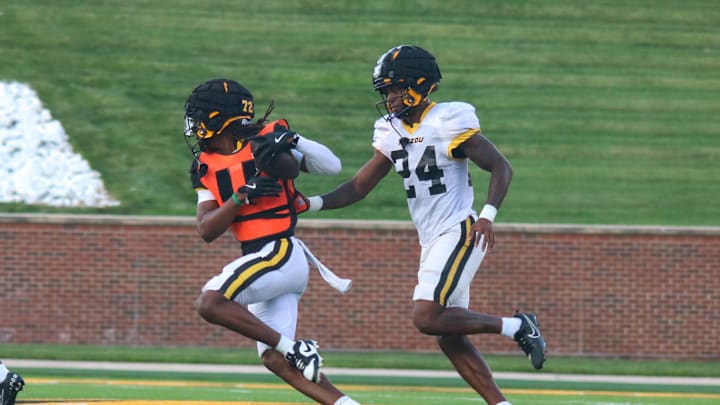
372,45,442,118
184,78,255,156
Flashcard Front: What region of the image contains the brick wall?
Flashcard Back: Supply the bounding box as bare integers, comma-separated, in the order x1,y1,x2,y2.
1,214,718,360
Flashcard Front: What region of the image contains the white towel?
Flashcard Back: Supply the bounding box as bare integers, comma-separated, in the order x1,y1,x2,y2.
295,239,352,294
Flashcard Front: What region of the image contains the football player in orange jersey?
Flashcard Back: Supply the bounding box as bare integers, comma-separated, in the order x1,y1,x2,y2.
184,78,358,405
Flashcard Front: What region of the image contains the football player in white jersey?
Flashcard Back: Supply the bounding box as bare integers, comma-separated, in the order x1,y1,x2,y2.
306,45,546,405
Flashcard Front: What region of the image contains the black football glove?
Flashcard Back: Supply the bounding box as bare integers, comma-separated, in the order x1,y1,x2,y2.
271,129,300,148
250,130,299,167
237,176,282,202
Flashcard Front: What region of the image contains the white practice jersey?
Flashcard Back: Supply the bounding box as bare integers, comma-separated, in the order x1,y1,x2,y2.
373,101,480,246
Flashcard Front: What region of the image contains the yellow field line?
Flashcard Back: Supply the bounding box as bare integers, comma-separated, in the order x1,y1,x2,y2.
505,388,720,399
26,377,720,400
29,378,289,389
24,399,287,405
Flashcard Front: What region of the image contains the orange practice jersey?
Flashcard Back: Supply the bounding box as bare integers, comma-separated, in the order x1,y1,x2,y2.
190,119,308,246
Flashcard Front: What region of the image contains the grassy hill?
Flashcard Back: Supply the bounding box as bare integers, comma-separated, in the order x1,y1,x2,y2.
1,0,718,225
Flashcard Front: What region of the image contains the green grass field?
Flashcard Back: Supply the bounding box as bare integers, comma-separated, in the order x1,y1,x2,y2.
1,0,718,225
11,367,720,404
6,345,720,404
6,344,720,377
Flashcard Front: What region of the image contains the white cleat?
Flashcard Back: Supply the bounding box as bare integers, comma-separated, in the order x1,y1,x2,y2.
285,339,323,383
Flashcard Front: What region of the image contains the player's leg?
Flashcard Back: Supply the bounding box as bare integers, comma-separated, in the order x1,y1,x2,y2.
0,360,24,405
195,238,307,348
253,294,357,405
262,349,356,405
196,290,282,345
410,218,508,401
415,300,546,369
414,301,502,335
412,216,500,335
237,237,329,383
412,216,546,368
204,237,359,404
438,335,507,405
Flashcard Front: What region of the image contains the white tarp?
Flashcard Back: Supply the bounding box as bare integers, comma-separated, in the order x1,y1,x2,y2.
0,81,119,207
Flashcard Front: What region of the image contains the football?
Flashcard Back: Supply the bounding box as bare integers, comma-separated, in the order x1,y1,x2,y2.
255,149,299,179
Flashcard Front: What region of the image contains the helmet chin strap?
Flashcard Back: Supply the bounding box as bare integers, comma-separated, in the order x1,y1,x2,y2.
374,100,412,150
184,134,201,158
374,99,387,117
389,106,412,120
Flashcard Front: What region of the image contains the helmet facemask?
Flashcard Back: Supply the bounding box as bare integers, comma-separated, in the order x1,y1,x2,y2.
183,116,218,157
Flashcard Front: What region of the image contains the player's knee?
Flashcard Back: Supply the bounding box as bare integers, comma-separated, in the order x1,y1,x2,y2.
413,301,442,335
195,291,223,323
438,334,464,351
413,311,437,335
260,348,286,372
195,295,212,321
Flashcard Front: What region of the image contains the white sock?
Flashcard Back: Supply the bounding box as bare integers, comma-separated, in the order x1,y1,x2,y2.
274,335,295,356
496,401,512,405
334,396,360,405
501,317,522,337
0,363,8,381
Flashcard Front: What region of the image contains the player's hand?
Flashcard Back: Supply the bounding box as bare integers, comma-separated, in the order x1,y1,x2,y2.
271,130,300,149
237,176,282,202
469,218,495,252
250,131,299,167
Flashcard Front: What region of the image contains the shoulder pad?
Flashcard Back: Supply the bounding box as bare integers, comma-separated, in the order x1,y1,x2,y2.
258,119,290,136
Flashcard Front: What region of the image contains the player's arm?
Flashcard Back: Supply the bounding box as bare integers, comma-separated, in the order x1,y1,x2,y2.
460,132,513,208
295,135,342,175
195,179,281,243
190,158,242,242
308,149,392,211
458,132,513,250
189,160,235,243
262,128,341,175
196,198,237,243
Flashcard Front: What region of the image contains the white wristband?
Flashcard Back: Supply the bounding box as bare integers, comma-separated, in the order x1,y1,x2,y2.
479,204,498,222
307,195,324,212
